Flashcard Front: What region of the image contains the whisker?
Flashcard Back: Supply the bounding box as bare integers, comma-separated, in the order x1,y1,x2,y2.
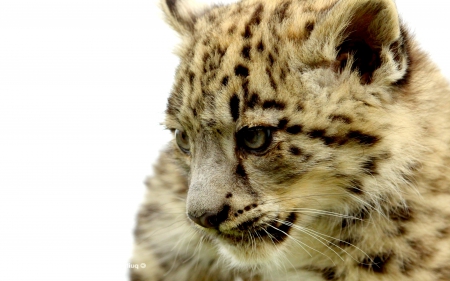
136,217,187,245
261,193,345,205
140,210,186,216
254,228,290,274
283,208,365,221
261,228,278,247
154,194,186,202
348,194,389,221
181,231,200,263
263,222,317,260
263,227,296,274
272,219,342,264
273,218,374,267
298,225,372,263
165,228,194,276
193,235,205,271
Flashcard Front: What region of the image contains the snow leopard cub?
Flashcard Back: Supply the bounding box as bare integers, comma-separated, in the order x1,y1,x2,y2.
131,0,450,280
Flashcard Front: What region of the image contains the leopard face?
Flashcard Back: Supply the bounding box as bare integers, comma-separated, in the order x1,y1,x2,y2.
161,0,421,268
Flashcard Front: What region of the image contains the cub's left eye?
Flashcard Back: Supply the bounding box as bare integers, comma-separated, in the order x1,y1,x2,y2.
237,127,272,153
175,129,190,154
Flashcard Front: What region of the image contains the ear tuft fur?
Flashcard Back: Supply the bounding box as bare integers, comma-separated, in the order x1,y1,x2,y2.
160,0,211,35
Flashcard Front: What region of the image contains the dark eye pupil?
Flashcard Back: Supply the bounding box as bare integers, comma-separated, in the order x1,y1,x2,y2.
180,132,187,142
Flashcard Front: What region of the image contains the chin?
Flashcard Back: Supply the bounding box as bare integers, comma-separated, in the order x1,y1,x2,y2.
216,237,287,269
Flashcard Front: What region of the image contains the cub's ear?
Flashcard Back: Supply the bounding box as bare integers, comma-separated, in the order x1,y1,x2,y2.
160,0,211,35
314,0,407,84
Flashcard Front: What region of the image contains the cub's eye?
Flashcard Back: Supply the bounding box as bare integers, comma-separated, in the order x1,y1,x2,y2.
237,127,272,153
175,129,190,154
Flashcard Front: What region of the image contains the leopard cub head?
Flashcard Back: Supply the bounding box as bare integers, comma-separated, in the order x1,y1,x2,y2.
161,0,415,265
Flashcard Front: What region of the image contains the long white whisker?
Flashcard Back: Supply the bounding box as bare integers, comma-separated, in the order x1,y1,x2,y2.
181,231,200,263
193,235,205,271
284,208,365,221
137,217,186,245
299,225,372,263
263,223,323,260
162,237,185,276
261,193,344,204
272,219,343,263
348,194,388,221
258,228,291,273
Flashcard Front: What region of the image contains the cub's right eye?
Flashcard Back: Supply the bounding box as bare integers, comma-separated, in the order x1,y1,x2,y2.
237,126,273,154
175,129,190,154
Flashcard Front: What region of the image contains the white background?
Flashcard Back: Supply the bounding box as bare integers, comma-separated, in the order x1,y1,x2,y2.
0,0,449,280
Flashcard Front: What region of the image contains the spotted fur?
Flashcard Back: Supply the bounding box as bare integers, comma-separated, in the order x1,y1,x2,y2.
131,0,450,280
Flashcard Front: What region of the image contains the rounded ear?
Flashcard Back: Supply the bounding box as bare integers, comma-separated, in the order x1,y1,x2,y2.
314,0,403,84
160,0,211,36
333,0,400,46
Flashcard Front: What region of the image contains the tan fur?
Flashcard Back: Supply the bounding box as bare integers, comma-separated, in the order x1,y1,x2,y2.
131,0,450,280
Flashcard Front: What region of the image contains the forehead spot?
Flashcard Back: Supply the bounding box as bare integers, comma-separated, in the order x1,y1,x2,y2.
262,100,285,110
247,93,260,109
241,45,251,60
221,76,229,86
230,94,240,122
347,130,380,146
235,64,249,77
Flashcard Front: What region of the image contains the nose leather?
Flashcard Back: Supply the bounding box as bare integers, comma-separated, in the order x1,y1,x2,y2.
188,205,230,228
188,212,218,228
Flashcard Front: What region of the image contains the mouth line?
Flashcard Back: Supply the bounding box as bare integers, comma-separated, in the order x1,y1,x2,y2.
216,212,297,245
